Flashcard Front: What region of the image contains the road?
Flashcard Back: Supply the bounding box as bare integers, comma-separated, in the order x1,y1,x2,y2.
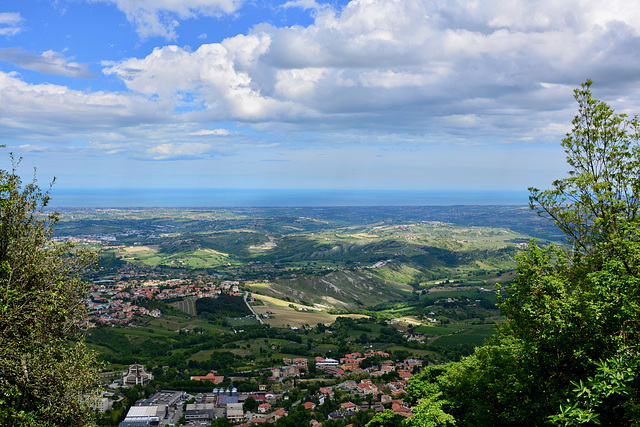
244,291,263,324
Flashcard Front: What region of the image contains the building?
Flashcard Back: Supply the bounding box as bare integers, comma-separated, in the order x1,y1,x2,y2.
258,403,271,413
185,403,215,423
96,397,113,413
340,402,358,413
118,406,160,427
315,357,340,370
190,371,224,384
122,364,153,387
273,409,287,420
226,402,244,422
136,390,184,409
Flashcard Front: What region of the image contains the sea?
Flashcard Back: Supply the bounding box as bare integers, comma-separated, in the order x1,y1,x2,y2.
47,188,530,208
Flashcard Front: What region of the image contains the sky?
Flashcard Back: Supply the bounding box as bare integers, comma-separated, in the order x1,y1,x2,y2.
1,0,640,195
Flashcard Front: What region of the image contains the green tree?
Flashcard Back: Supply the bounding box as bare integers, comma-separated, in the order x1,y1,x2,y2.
529,79,640,260
0,160,99,426
405,81,640,425
210,417,232,427
366,409,405,427
244,396,258,412
512,80,640,423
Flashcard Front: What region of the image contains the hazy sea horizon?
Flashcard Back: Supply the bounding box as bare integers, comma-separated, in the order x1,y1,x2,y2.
47,188,531,208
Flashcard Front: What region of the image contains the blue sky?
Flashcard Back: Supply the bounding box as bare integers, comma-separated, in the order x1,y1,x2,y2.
1,0,639,194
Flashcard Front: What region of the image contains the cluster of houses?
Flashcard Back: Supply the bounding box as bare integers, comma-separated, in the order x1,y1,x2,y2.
269,358,309,380
86,279,243,326
114,350,421,426
118,380,413,426
313,351,419,380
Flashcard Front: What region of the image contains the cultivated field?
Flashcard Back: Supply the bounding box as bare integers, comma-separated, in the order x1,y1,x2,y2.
250,293,367,327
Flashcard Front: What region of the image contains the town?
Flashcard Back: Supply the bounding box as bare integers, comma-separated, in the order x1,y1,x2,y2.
102,350,421,426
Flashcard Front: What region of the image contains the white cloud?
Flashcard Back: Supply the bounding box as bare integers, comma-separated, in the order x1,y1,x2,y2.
101,0,640,136
0,12,23,36
282,0,324,12
0,48,95,78
0,71,166,141
7,0,640,157
146,142,213,159
188,129,231,136
91,0,244,40
102,37,310,121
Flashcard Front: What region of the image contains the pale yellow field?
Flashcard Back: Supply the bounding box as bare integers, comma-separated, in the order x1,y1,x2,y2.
252,293,321,311
396,316,423,326
339,233,377,239
195,248,229,257
119,245,158,254
251,293,368,327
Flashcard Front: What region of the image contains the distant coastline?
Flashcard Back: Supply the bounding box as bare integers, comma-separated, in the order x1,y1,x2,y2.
47,188,530,208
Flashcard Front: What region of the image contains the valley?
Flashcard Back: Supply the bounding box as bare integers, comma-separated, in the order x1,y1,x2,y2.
55,205,558,426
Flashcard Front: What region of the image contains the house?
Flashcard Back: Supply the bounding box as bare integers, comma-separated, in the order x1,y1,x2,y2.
273,409,287,420
340,402,357,413
318,387,334,404
397,369,412,380
357,381,378,395
258,403,271,413
392,402,412,417
304,402,316,410
319,387,334,396
328,411,346,420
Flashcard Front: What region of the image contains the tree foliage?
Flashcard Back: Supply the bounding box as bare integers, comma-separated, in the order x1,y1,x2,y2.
366,409,406,427
0,159,99,426
406,81,640,425
529,79,640,259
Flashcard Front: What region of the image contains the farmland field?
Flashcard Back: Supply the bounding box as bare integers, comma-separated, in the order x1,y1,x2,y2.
250,293,367,327
430,325,497,346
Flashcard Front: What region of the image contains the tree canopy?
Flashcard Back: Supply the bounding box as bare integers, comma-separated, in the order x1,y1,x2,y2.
0,159,99,426
405,81,640,425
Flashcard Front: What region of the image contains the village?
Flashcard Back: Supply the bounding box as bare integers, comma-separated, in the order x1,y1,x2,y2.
108,350,422,426
86,279,243,327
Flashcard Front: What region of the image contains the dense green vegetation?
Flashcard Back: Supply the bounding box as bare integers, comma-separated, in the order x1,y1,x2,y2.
0,161,99,426
402,81,640,426
195,294,252,318
86,303,486,374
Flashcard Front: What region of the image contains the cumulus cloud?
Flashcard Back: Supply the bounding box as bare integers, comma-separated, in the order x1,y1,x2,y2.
90,0,244,40
97,0,640,143
0,13,23,37
0,70,165,141
0,48,95,78
7,0,640,157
